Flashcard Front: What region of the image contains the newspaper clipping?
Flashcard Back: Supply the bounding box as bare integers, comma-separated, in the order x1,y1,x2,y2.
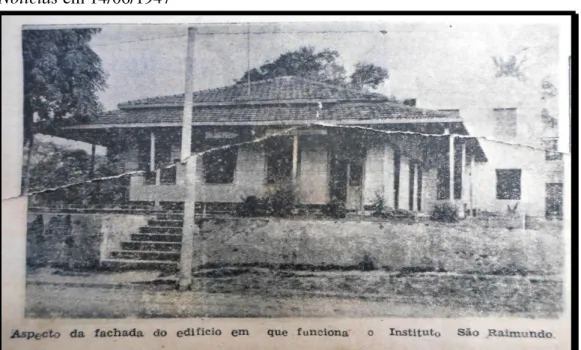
1,14,573,350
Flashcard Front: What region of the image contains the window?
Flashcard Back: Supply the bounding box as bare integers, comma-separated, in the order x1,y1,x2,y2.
437,166,450,200
266,151,292,184
266,138,293,184
496,169,521,200
137,139,151,171
349,161,363,186
202,147,238,184
546,183,564,218
393,149,401,209
493,108,517,137
543,138,563,161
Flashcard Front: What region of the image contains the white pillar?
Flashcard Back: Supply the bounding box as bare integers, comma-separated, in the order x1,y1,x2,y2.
90,143,96,178
449,134,455,201
150,131,156,172
83,143,97,206
458,141,466,218
150,131,160,207
179,27,199,290
359,156,366,214
413,164,419,211
383,144,393,208
469,154,475,216
461,141,466,200
292,134,299,186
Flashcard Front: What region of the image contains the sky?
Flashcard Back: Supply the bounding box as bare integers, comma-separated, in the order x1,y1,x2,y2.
40,20,562,154
89,21,560,111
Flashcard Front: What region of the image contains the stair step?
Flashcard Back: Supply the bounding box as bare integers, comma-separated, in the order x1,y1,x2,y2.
148,219,183,227
156,213,184,221
121,241,181,252
131,233,183,242
110,250,180,261
140,226,182,234
100,258,178,271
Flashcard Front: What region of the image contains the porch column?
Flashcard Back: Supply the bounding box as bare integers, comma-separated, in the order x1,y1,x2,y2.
292,134,299,185
413,163,419,211
150,131,156,172
150,131,160,207
469,153,475,216
89,144,96,178
449,133,454,201
89,143,97,204
459,140,466,218
359,153,366,214
83,144,97,206
383,144,393,208
461,141,466,199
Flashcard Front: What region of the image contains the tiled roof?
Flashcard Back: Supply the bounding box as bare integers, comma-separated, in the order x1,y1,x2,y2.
75,76,459,126
117,76,387,108
92,102,456,125
325,103,454,120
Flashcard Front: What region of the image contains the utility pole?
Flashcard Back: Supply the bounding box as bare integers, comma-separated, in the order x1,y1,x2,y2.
179,27,198,290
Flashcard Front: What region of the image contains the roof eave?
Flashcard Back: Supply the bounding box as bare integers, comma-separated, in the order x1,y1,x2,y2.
62,117,464,130
117,98,390,109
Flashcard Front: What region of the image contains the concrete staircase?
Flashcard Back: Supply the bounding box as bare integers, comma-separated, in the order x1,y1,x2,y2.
101,212,185,271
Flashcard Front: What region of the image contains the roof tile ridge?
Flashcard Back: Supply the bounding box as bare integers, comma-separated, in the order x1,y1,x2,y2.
289,76,388,99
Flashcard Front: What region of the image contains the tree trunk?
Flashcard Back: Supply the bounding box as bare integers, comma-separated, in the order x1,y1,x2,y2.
22,135,34,196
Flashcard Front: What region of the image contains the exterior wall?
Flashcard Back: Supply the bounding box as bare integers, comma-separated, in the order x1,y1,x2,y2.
399,157,410,210
129,143,266,203
422,168,438,214
471,141,547,217
346,182,362,211
388,134,425,161
26,212,147,268
363,144,395,207
127,140,329,205
124,133,439,211
196,144,266,203
124,146,139,172
418,75,561,217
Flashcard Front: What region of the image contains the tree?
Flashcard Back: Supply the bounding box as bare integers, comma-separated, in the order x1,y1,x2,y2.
26,139,128,206
541,77,558,99
349,62,389,91
492,55,527,81
22,28,108,194
236,46,389,91
541,76,559,129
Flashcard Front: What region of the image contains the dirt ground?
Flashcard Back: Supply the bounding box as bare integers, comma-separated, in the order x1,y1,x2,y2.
26,268,563,319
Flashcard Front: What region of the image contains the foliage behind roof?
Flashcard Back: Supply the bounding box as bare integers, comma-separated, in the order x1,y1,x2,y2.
117,76,387,108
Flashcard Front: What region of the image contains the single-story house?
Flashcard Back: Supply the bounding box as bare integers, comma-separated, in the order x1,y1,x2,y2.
50,76,488,216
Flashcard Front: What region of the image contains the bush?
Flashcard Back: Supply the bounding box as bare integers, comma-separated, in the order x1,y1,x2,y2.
430,202,459,222
236,196,262,217
266,187,296,217
371,191,386,217
358,252,378,271
325,199,346,219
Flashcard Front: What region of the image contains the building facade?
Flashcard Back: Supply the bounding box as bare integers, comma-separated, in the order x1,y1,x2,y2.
54,76,487,216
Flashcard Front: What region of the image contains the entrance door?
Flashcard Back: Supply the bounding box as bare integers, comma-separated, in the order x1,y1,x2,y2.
546,183,564,218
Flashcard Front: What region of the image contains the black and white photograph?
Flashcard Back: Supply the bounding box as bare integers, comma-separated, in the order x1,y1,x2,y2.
20,19,568,319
